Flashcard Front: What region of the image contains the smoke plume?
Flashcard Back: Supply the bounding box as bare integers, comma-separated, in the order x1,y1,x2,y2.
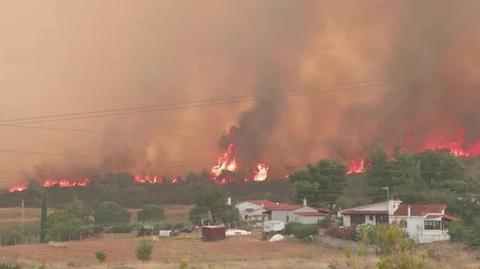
1,0,480,184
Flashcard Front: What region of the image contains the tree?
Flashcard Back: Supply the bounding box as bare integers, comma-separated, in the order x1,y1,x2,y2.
189,188,235,225
447,220,465,242
289,159,347,207
40,192,47,243
46,199,88,241
94,201,130,225
363,148,393,199
466,217,480,247
137,204,165,222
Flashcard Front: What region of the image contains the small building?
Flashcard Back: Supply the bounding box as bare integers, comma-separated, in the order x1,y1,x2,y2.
339,200,455,243
237,199,329,225
201,225,226,241
236,200,274,223
268,203,329,225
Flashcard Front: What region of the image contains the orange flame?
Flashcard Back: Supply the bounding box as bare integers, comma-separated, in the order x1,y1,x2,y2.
347,158,366,175
210,143,238,183
42,177,90,188
171,176,183,184
8,182,28,193
252,162,269,182
433,136,480,157
134,175,162,184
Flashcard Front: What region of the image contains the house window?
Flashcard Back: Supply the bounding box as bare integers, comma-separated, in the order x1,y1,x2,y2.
424,221,441,230
376,215,389,225
351,215,365,225
286,215,290,223
369,215,374,221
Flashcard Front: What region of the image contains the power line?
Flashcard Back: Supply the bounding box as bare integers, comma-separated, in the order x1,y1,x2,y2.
0,150,96,158
2,125,215,139
0,80,383,126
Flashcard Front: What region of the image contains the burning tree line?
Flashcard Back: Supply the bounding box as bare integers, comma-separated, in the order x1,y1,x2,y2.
7,129,480,193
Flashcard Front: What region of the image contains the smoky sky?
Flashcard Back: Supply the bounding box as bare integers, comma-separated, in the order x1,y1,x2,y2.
0,0,479,185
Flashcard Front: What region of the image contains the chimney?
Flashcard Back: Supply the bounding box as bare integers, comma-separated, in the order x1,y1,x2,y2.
407,205,411,217
227,197,232,206
303,197,307,206
388,200,394,216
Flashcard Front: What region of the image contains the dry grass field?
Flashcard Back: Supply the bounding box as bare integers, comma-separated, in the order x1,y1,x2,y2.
0,205,191,229
0,235,478,269
0,207,47,229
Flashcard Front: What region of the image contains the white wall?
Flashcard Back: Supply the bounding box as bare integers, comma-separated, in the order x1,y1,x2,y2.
237,202,262,213
272,211,289,223
298,215,326,225
237,202,265,222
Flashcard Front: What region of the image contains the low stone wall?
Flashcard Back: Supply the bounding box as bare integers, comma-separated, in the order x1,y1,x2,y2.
313,235,378,254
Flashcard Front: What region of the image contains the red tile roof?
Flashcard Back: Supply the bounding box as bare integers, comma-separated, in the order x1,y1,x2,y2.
267,203,303,211
394,204,446,217
247,200,276,208
341,210,388,215
247,200,304,211
443,214,458,221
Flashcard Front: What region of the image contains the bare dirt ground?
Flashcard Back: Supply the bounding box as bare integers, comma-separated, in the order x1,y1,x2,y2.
0,235,478,269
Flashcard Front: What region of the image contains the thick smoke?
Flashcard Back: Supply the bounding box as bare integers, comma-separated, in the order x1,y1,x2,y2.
330,0,480,158
2,0,480,184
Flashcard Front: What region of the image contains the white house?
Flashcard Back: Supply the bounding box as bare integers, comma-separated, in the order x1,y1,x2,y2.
339,200,455,243
236,200,273,223
237,199,329,225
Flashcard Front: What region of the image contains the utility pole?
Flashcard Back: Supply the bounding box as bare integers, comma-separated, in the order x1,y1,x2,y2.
21,199,24,227
382,186,390,201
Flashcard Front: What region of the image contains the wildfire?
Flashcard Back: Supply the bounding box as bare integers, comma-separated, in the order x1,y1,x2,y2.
42,177,90,188
8,182,28,193
347,158,366,175
134,175,162,184
171,176,183,184
252,162,269,182
210,143,238,183
433,136,480,157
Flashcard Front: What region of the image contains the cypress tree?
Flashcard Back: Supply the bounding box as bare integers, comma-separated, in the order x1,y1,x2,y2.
40,192,47,243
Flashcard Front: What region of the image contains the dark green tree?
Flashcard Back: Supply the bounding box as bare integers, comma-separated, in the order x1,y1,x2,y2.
289,159,347,207
94,201,130,225
363,148,393,198
40,192,47,243
137,204,165,222
189,187,234,225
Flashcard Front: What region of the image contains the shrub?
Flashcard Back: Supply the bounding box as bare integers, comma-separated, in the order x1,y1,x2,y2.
136,239,154,261
319,216,333,228
95,251,106,263
284,222,318,242
376,225,427,269
448,221,465,242
325,224,356,241
375,225,413,254
179,259,189,269
110,224,134,233
0,262,21,269
137,205,165,223
354,224,378,244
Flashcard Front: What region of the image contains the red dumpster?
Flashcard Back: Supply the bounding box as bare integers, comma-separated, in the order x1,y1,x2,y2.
201,225,226,241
